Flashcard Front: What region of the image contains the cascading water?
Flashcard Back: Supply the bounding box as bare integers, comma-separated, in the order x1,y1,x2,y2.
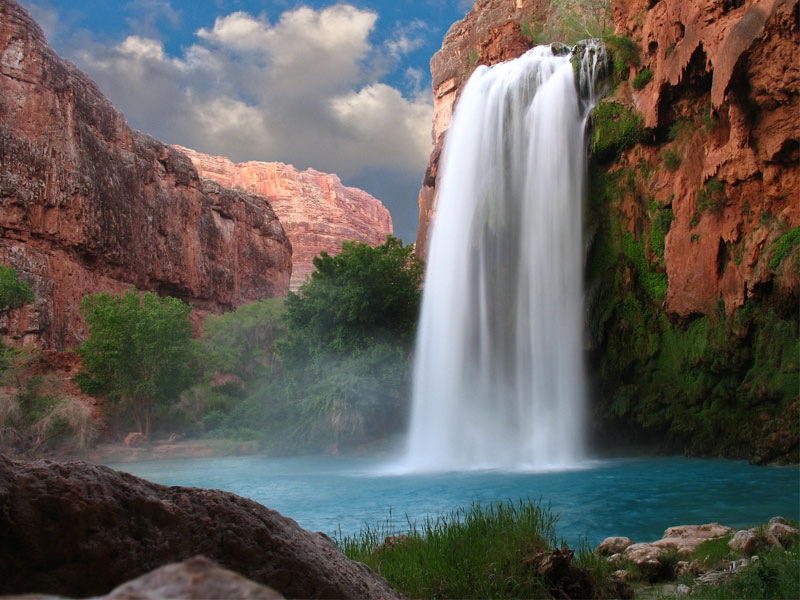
404,42,607,472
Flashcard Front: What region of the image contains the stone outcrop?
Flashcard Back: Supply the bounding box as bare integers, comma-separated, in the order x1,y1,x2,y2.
175,146,393,291
0,455,400,598
0,0,292,351
86,557,284,600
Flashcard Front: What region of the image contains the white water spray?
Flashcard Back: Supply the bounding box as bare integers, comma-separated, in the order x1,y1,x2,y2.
404,43,607,472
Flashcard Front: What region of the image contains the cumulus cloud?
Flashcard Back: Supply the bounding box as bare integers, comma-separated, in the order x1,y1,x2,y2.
66,4,432,179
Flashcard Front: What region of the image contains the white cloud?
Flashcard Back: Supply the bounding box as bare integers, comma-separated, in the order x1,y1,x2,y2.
66,4,432,178
197,11,270,51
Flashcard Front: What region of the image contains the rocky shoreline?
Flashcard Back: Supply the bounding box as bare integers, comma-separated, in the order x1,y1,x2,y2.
2,455,797,599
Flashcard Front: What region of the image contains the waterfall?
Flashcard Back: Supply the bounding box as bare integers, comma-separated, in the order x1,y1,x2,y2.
404,42,606,472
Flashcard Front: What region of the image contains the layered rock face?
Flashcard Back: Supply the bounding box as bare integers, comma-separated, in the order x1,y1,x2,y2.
0,0,292,350
0,455,400,598
176,146,393,291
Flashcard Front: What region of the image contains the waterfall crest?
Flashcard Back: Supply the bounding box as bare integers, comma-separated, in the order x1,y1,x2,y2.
404,43,606,472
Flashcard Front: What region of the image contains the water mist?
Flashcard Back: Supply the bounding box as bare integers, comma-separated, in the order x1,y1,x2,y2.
405,43,607,471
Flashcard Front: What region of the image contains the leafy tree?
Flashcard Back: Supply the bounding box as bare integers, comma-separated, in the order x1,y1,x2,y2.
0,265,35,373
77,288,198,439
201,298,287,380
280,235,423,364
0,265,34,312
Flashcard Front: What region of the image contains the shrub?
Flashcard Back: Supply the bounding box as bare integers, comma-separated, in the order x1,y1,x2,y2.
632,68,653,90
662,147,681,172
591,101,645,163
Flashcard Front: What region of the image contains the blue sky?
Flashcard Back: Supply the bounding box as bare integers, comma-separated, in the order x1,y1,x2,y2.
19,0,474,244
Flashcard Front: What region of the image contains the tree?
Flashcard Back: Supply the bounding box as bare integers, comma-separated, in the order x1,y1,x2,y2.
280,235,423,364
0,265,34,311
201,298,287,381
0,265,35,373
77,288,197,439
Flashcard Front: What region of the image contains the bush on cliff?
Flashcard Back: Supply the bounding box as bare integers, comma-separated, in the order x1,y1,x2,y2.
77,288,198,439
0,350,96,457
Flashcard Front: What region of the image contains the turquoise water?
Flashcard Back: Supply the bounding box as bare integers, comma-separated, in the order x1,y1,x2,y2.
108,456,799,547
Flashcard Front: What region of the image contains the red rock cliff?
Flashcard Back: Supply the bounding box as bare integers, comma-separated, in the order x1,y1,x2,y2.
175,146,393,291
611,0,798,317
0,0,292,351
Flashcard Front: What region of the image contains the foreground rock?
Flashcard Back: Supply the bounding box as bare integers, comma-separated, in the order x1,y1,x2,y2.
176,146,393,291
0,0,292,350
0,456,400,599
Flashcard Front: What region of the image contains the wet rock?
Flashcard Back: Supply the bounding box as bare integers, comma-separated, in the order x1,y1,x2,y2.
0,455,400,599
596,536,634,556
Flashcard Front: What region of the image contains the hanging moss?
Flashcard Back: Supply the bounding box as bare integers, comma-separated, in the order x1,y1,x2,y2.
768,226,800,270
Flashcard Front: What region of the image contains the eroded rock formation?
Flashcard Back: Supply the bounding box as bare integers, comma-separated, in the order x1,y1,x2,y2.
0,0,292,350
0,455,400,598
175,146,393,291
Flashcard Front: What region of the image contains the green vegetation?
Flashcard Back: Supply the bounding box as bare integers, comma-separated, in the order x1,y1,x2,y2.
662,147,681,172
522,0,613,44
0,350,96,457
0,265,34,312
691,548,800,599
590,101,645,163
768,226,800,270
697,177,726,213
586,159,799,457
77,288,198,439
632,67,653,90
604,34,640,84
339,499,563,599
182,236,422,452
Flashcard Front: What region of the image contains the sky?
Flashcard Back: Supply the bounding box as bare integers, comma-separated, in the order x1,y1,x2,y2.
19,0,475,244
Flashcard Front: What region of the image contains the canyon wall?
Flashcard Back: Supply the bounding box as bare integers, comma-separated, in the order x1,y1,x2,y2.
175,147,393,291
420,0,798,460
0,0,292,351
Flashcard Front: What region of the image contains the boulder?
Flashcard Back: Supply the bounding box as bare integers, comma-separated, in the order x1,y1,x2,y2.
596,536,634,556
622,542,666,564
105,556,283,600
652,523,733,553
0,455,400,599
767,522,800,547
728,529,759,555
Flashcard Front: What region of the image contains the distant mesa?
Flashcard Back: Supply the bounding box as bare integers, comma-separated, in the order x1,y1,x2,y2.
174,146,394,292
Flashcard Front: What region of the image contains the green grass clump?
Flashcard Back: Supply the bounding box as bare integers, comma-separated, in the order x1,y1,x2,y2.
338,499,558,599
697,177,725,213
632,68,653,90
604,34,640,82
693,534,739,570
591,101,645,163
662,147,681,172
691,548,800,599
768,226,800,270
